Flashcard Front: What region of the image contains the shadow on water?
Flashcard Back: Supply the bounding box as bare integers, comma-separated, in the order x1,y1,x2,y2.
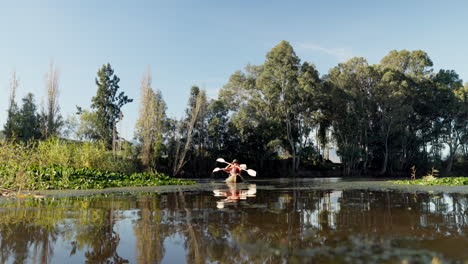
0,179,467,263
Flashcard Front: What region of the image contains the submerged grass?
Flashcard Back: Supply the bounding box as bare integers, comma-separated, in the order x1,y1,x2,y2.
392,177,468,186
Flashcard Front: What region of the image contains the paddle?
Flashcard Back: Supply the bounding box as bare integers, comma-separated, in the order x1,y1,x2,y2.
215,158,257,177
217,158,246,168
245,169,257,177
213,167,256,176
216,158,229,164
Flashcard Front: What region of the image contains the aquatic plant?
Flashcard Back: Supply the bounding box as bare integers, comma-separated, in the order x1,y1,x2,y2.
392,177,468,186
0,164,194,190
389,167,468,186
410,165,416,180
422,167,439,181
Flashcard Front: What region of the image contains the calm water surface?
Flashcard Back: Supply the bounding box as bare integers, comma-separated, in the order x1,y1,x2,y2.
0,178,467,263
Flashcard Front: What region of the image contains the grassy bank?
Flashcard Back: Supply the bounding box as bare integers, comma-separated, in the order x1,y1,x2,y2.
0,164,194,190
0,138,194,191
0,138,139,173
391,177,468,186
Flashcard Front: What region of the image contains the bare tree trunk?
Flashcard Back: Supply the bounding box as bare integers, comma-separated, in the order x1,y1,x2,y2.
380,132,389,175
445,143,458,175
173,93,204,176
135,68,159,169
4,71,20,139
42,61,61,138
112,119,116,158
380,120,392,175
286,118,296,173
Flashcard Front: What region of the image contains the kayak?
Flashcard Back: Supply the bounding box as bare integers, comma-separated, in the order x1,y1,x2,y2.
213,158,257,183
225,174,243,183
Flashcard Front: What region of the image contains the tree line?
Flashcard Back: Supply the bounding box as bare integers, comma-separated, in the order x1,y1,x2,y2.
3,41,468,177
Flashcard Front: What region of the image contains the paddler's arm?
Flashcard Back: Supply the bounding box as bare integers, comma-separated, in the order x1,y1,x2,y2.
223,164,232,172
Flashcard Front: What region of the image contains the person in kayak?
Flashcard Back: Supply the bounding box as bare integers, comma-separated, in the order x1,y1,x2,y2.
224,159,242,183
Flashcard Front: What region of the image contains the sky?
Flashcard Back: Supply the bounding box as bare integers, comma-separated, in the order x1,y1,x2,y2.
0,0,467,140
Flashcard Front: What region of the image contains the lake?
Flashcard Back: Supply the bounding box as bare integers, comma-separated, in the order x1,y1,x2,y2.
0,178,467,263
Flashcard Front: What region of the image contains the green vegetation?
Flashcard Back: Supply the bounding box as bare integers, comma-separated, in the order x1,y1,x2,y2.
0,138,194,191
216,42,468,176
392,177,468,186
2,43,468,178
0,164,193,190
392,167,468,186
89,63,133,148
0,138,137,173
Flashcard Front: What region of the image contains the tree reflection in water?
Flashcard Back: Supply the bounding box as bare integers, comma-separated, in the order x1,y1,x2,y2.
0,188,466,263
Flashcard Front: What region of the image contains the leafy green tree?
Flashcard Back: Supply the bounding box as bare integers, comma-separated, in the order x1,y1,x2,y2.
206,99,229,157
91,63,133,148
325,57,375,174
256,41,324,171
217,42,323,172
256,40,301,171
432,69,466,173
219,64,279,168
380,50,433,78
455,83,468,157
373,68,412,174
297,61,323,163
75,110,101,141
17,93,41,142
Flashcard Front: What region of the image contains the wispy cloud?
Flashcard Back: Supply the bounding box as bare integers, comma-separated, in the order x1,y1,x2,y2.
298,43,353,61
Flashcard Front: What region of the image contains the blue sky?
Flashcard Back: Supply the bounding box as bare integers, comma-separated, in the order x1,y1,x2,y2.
0,0,467,139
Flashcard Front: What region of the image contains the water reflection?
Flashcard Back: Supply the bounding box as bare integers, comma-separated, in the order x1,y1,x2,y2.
0,186,466,263
213,183,256,208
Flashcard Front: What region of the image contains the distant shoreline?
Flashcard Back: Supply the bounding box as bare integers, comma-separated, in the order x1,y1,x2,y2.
6,178,468,199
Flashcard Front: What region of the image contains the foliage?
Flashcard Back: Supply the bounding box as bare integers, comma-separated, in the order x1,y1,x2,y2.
0,137,138,173
0,164,194,190
17,93,42,142
91,63,133,148
134,69,167,170
4,92,42,143
74,110,101,141
392,177,468,186
422,167,439,181
3,41,468,177
389,167,468,186
218,42,321,172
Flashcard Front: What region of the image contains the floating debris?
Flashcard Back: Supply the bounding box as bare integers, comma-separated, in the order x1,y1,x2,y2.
0,188,44,199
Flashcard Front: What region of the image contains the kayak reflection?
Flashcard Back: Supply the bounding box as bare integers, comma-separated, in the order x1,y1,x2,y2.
213,183,256,208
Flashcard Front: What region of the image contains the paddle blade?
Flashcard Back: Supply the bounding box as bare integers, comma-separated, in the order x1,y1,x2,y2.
212,168,221,173
246,169,257,177
216,158,228,164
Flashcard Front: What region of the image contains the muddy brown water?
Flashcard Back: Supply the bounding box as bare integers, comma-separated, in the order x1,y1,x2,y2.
0,178,467,263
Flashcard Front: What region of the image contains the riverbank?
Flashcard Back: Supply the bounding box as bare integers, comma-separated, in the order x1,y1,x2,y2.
5,177,468,199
